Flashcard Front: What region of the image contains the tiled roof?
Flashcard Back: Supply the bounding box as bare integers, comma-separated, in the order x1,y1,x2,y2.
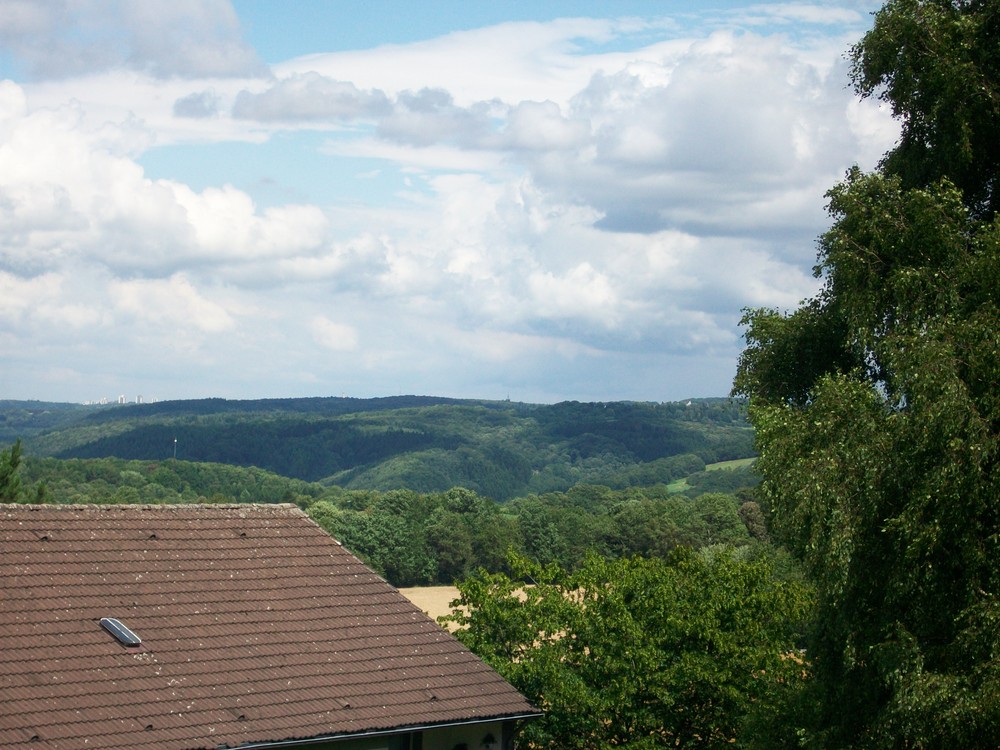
0,504,538,749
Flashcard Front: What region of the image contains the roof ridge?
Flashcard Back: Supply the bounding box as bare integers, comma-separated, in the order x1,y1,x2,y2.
1,502,304,513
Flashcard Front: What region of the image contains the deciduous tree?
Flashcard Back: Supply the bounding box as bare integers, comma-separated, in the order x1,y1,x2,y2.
733,1,1000,745
447,551,811,749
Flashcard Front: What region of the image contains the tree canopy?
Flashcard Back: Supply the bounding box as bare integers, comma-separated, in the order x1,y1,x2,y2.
446,550,812,750
733,1,1000,746
852,0,1000,218
7,397,753,500
0,439,23,502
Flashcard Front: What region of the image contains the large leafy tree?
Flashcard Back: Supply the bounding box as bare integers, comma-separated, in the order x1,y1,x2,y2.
853,0,1000,218
733,1,1000,746
446,550,812,750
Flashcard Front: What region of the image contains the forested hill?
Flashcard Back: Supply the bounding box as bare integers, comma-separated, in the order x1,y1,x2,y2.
2,396,753,500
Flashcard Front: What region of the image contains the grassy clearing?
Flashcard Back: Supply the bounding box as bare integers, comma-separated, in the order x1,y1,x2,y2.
666,456,757,493
705,457,756,471
666,478,689,493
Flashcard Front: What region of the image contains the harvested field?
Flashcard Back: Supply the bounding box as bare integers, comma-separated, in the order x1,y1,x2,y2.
398,585,462,629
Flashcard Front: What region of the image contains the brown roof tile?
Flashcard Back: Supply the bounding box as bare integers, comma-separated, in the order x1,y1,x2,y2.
0,504,538,749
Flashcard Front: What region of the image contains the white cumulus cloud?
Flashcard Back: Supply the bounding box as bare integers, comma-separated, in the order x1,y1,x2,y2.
0,2,896,403
310,316,360,352
110,274,236,333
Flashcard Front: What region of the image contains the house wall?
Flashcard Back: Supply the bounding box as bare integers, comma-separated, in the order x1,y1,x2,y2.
290,734,409,750
420,720,506,750
267,733,407,750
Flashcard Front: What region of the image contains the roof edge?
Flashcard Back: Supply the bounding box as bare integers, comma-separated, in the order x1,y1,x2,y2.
0,502,303,512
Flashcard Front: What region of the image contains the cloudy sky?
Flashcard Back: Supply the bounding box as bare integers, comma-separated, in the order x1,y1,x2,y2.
0,0,897,405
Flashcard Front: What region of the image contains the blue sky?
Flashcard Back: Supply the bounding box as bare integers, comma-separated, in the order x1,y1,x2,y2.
235,1,750,59
0,1,894,405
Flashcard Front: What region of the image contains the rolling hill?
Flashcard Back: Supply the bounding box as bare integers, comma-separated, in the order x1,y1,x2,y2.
4,396,754,501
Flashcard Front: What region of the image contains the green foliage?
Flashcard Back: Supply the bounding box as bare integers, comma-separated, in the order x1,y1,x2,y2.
737,501,769,543
18,455,322,506
733,2,1000,745
12,437,763,587
0,439,23,501
850,0,1000,218
302,483,762,586
446,550,813,749
0,401,93,444
602,453,708,489
739,177,1000,749
11,397,754,501
506,486,756,572
307,488,526,585
308,493,438,586
681,464,759,497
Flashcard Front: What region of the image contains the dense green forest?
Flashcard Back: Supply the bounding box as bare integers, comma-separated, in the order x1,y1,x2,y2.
2,396,752,500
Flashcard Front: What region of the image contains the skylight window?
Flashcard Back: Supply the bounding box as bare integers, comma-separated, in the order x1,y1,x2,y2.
100,617,142,647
